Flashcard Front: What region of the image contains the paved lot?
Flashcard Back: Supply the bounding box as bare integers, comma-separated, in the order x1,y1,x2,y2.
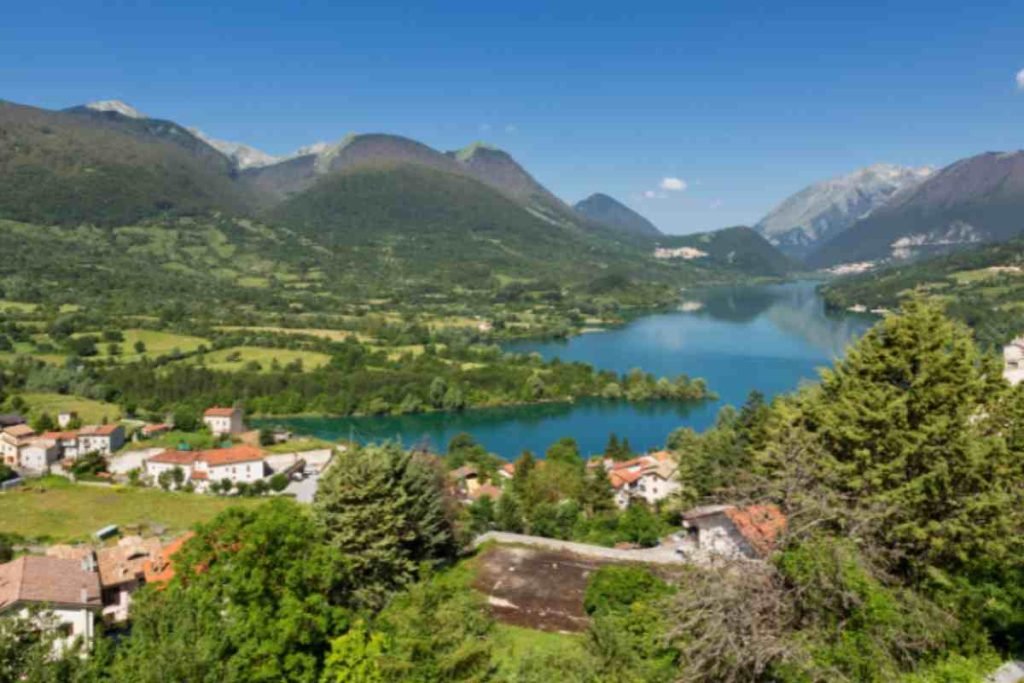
472,531,686,565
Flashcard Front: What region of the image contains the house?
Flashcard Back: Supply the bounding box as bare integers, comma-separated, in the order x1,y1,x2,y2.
606,451,681,509
203,406,245,436
0,424,36,466
140,423,171,439
498,462,516,480
0,555,102,651
1004,336,1024,386
95,537,163,622
145,444,268,490
448,465,480,493
77,424,125,456
42,431,81,459
678,504,787,561
19,437,62,473
57,411,78,429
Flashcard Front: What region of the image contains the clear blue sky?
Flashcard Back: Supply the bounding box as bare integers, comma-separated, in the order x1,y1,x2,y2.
3,0,1023,233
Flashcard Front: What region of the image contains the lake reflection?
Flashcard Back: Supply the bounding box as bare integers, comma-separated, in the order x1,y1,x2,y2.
261,282,873,458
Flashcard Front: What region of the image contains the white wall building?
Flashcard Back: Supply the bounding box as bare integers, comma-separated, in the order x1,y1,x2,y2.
202,407,245,436
19,439,62,472
144,444,267,490
0,555,102,651
76,424,125,456
606,451,681,509
1,424,36,466
679,504,787,561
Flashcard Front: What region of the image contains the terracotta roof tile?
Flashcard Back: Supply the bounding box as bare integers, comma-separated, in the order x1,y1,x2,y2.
148,449,198,466
80,424,121,436
204,407,239,417
724,505,787,557
0,556,101,611
198,444,265,466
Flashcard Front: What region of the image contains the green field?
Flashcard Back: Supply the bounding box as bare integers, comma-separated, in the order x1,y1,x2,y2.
18,392,122,424
188,346,332,372
491,624,586,676
0,477,264,542
84,328,210,361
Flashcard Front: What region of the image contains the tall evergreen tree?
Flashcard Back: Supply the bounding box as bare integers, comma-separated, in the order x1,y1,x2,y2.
313,443,455,608
778,298,1024,575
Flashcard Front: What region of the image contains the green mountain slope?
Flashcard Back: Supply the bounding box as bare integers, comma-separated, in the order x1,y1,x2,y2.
265,161,672,287
0,100,250,226
574,193,662,238
821,238,1024,347
656,226,798,277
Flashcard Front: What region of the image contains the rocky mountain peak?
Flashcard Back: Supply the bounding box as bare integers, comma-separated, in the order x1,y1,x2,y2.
83,100,147,119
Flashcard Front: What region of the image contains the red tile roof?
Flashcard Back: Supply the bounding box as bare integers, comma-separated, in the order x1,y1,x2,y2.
199,444,264,467
204,407,239,417
142,423,171,435
609,468,646,489
80,424,122,436
0,556,102,611
148,449,198,466
42,431,79,441
724,505,787,557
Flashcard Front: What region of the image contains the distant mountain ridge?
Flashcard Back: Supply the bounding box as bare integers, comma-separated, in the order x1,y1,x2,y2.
574,193,662,237
656,226,797,277
755,164,933,259
807,151,1024,268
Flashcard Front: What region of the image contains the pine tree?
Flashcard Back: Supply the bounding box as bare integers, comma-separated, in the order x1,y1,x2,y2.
789,298,1023,575
313,443,454,608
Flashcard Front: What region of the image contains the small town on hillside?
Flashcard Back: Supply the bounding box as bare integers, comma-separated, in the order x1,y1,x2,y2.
0,401,789,652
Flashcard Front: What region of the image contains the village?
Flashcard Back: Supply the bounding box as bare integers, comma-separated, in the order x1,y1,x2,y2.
0,401,791,655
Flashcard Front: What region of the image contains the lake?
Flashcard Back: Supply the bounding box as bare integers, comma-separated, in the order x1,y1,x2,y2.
262,282,873,459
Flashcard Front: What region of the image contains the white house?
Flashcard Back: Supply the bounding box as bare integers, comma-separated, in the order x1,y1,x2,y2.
145,444,267,490
678,504,787,561
76,424,125,456
203,407,245,436
606,451,681,509
19,438,62,472
1004,336,1024,386
0,555,102,651
1,424,36,466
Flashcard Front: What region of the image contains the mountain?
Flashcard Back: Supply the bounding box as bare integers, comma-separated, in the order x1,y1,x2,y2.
82,99,147,119
755,164,933,259
655,226,797,277
265,161,624,280
188,128,280,169
573,193,662,237
808,151,1024,268
0,100,250,226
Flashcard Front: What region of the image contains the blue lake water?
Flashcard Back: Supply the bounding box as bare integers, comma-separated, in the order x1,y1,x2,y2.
263,282,873,459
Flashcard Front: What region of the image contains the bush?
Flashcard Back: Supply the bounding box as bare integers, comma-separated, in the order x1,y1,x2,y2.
584,565,672,616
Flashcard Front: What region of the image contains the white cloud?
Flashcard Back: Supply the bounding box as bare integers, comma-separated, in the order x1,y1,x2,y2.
643,190,658,199
504,124,518,134
709,199,724,210
478,123,492,132
1017,68,1024,90
659,177,687,191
